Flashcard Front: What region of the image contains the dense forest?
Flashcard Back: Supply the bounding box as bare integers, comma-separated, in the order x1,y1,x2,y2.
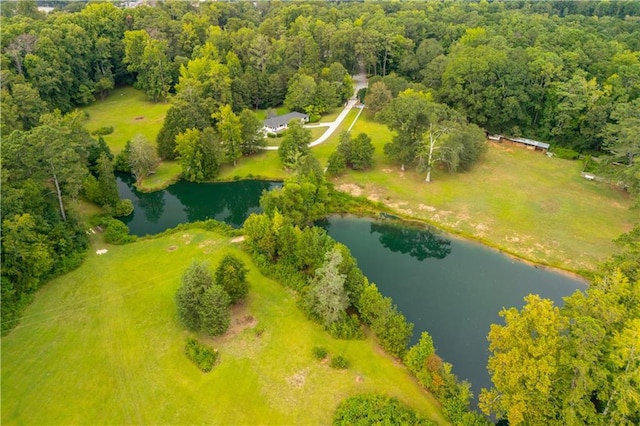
1,1,639,424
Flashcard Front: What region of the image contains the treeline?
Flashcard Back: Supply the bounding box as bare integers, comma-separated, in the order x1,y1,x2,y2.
1,110,121,334
4,1,639,147
2,0,638,190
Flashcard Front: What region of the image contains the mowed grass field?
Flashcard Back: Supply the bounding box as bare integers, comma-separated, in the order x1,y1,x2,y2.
334,112,636,273
81,87,170,154
1,230,447,425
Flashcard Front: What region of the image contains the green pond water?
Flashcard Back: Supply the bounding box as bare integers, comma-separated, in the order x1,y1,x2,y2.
320,215,585,404
116,173,281,236
117,177,585,404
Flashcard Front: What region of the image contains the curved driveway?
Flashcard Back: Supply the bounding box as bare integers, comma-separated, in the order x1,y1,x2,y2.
263,71,367,151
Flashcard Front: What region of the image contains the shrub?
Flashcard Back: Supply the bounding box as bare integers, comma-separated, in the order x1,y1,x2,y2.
185,337,218,372
330,355,350,369
328,314,365,340
267,132,277,138
333,394,433,426
90,126,114,136
103,218,136,244
108,199,134,217
552,147,580,160
312,346,328,360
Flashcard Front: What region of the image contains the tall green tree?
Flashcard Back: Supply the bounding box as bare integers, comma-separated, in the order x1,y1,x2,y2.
214,104,242,166
238,109,265,155
305,248,349,327
380,89,433,171
174,128,220,182
365,81,392,115
175,260,214,331
479,295,567,425
278,119,311,169
603,98,640,197
214,254,249,304
199,284,231,337
284,72,317,113
3,112,89,222
128,134,159,183
123,30,172,102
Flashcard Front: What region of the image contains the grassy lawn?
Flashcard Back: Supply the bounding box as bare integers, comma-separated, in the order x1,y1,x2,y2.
81,86,170,154
319,107,343,123
218,150,287,181
254,105,290,121
1,230,447,425
334,111,636,273
137,161,182,192
264,127,328,148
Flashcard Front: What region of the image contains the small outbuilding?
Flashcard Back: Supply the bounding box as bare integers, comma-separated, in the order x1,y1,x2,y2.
262,112,309,133
489,135,550,153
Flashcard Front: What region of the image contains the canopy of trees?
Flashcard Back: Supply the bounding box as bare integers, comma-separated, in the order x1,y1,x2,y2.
3,0,639,190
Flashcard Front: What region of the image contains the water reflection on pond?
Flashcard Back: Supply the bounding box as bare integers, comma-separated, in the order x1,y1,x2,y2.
116,173,281,236
320,215,585,405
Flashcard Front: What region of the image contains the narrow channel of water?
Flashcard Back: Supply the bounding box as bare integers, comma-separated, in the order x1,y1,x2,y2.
320,215,585,404
116,173,281,236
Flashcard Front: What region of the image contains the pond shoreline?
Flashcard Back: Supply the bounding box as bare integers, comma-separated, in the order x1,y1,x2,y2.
125,173,596,279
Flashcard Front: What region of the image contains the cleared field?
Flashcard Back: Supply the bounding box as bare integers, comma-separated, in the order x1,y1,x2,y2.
1,230,447,425
335,112,636,273
81,87,170,154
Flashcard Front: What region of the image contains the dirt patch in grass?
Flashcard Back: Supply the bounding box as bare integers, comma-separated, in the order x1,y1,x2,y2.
418,204,436,212
338,183,363,197
198,240,220,253
231,236,245,243
214,303,258,345
167,245,178,252
287,368,309,389
134,116,144,120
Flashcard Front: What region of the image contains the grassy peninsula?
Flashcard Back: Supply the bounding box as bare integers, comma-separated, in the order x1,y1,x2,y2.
1,229,447,425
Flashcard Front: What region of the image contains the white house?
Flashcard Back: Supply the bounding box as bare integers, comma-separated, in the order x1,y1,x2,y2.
262,112,309,133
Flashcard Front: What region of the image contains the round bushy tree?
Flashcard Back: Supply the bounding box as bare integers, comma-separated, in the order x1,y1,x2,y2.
214,254,249,303
199,285,231,336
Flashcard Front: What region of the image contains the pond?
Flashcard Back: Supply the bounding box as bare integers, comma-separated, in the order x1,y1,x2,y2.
116,173,281,236
320,215,585,405
117,177,585,405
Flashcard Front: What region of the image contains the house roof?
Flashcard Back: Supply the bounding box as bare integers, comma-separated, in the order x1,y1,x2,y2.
263,112,309,129
510,137,550,149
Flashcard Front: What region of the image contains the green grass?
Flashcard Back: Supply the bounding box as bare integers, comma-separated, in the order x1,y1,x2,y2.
218,150,287,181
81,87,170,154
1,230,448,425
138,161,182,192
319,107,343,123
333,111,636,273
254,105,290,121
